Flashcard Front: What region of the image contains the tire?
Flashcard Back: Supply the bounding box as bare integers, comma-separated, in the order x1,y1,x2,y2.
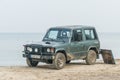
26,58,38,67
86,50,97,65
66,60,71,64
53,53,66,70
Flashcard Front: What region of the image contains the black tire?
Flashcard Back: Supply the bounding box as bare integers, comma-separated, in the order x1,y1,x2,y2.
86,50,97,65
66,60,71,64
26,58,38,67
53,53,66,70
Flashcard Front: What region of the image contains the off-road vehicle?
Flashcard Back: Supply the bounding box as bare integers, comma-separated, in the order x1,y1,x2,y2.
23,25,100,69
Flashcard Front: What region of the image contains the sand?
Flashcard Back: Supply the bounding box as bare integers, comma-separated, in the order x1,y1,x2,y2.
0,59,120,80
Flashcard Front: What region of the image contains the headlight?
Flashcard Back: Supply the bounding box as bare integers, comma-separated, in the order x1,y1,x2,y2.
27,47,32,52
47,48,51,53
35,48,38,52
47,48,55,53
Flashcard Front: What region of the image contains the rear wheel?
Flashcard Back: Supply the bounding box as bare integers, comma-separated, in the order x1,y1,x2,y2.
86,50,97,65
53,53,66,70
26,58,38,67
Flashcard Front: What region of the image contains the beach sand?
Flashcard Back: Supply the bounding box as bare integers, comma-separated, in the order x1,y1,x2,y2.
0,59,120,80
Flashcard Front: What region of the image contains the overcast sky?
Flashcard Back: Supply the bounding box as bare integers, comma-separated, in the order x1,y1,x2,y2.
0,0,120,33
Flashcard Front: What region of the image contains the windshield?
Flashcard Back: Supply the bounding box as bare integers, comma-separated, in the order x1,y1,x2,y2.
43,29,71,42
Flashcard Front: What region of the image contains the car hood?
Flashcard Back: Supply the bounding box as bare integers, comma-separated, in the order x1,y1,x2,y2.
24,41,65,48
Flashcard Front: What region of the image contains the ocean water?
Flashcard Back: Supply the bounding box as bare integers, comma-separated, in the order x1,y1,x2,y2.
0,33,44,66
98,33,120,60
0,33,119,66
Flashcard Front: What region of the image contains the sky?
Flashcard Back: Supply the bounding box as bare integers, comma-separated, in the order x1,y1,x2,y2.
0,0,120,33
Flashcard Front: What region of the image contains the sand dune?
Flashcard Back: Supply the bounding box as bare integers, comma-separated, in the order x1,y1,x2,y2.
0,59,120,80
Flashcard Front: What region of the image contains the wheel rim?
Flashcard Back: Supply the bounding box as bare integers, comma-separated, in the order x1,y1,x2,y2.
57,57,65,67
53,53,66,69
86,50,97,65
89,52,96,63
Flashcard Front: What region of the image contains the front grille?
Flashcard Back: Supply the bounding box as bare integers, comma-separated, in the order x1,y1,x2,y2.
42,47,47,52
25,46,52,55
29,47,42,55
37,47,42,54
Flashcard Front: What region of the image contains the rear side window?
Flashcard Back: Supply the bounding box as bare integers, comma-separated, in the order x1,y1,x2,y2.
84,29,97,40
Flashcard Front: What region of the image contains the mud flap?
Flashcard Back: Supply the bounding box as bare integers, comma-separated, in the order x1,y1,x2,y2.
100,49,115,64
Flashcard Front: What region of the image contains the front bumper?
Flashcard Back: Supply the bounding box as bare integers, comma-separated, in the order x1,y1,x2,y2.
23,53,54,61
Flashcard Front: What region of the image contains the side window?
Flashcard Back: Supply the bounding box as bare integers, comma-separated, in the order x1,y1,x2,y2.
84,29,96,40
72,29,82,42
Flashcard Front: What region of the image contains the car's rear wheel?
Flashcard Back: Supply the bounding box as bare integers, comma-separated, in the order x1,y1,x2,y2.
86,50,97,65
53,53,66,70
26,58,38,67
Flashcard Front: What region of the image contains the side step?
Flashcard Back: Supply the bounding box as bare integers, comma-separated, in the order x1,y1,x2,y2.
100,49,115,64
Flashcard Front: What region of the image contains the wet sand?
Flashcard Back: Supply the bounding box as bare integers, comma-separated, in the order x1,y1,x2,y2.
0,59,120,80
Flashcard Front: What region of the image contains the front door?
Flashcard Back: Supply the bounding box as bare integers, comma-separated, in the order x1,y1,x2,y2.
70,29,85,59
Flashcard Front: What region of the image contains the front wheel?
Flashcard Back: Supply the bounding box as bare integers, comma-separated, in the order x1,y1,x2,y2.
26,58,38,67
53,53,66,70
86,50,97,65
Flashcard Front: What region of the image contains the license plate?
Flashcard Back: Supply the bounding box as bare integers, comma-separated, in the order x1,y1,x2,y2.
31,55,40,59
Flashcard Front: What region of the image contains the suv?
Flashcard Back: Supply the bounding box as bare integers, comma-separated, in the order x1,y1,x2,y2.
23,25,100,69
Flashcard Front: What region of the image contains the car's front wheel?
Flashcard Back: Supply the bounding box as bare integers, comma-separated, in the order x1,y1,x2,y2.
26,58,38,67
53,53,66,70
86,50,97,65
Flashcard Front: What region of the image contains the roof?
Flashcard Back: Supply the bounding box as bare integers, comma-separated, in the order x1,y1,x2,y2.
50,25,95,29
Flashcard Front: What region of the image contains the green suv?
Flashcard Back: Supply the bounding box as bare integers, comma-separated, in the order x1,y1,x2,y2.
23,25,100,69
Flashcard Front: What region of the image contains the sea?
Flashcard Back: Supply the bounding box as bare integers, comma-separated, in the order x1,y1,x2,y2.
0,33,119,66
